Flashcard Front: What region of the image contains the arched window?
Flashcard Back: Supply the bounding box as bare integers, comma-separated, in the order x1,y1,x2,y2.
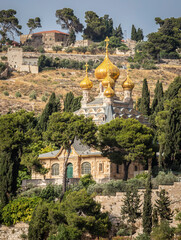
81,162,91,175
51,163,59,176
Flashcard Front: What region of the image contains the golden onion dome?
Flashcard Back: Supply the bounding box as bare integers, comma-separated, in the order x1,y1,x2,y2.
104,82,115,98
80,63,93,90
102,73,115,88
122,67,134,90
95,37,120,81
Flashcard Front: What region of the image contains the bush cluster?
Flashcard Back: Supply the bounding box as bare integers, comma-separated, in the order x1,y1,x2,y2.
38,54,102,71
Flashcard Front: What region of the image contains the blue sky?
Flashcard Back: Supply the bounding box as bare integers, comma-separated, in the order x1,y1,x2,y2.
1,0,181,41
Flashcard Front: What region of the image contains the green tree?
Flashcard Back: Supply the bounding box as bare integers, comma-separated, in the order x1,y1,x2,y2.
121,187,142,236
137,28,144,41
60,189,111,239
45,112,97,194
175,212,181,240
140,79,150,116
28,201,65,240
97,118,154,180
142,171,152,235
39,92,61,131
151,220,174,240
83,11,113,41
55,8,83,45
0,9,22,43
63,92,82,112
152,208,158,227
131,24,137,41
113,24,123,39
0,110,37,206
155,189,173,223
151,80,164,114
27,17,41,40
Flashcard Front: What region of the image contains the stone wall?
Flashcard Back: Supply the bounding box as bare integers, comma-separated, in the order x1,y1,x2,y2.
95,182,181,227
0,223,28,240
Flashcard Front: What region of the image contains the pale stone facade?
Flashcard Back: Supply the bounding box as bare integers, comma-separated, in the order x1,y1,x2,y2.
33,140,143,183
7,48,38,73
20,30,69,50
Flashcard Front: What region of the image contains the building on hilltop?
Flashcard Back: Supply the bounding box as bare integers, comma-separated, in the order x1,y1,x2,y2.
31,37,149,185
20,30,69,50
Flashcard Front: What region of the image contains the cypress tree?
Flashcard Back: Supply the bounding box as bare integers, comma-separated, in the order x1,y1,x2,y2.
164,76,181,101
64,92,74,112
64,92,82,112
131,24,137,41
151,80,164,114
155,189,173,223
143,171,152,235
140,79,150,116
137,28,144,41
152,208,158,227
39,92,61,131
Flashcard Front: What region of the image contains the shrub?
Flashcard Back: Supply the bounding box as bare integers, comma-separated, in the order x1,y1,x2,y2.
37,46,45,53
65,47,73,53
22,46,35,52
0,62,6,73
135,233,151,240
15,91,22,98
1,56,7,61
52,46,63,53
39,184,62,202
42,95,48,102
2,46,7,52
19,187,42,198
151,221,174,240
152,171,178,188
29,90,37,100
2,197,41,226
3,91,9,96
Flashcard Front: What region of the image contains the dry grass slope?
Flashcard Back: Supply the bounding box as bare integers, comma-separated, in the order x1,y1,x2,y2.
0,63,180,115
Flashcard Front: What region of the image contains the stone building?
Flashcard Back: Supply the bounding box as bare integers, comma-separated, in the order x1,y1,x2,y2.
7,48,38,73
32,37,148,184
20,30,69,50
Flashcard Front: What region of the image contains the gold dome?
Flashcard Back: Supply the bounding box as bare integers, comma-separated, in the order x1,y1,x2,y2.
102,74,115,88
95,37,120,81
80,63,93,90
122,67,134,90
104,82,115,98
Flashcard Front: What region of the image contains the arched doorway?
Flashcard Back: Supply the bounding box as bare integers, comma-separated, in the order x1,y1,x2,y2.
67,163,73,178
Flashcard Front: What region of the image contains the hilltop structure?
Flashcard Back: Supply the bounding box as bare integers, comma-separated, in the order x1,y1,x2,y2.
20,30,69,50
32,37,149,184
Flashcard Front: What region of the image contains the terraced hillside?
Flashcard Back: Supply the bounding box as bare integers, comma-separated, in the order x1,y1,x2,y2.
0,63,181,115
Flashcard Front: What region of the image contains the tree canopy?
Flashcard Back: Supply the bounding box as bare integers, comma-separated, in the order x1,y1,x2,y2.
0,9,22,43
97,118,154,180
27,17,41,40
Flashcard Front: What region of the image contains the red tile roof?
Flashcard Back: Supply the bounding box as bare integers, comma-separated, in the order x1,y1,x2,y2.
33,30,69,36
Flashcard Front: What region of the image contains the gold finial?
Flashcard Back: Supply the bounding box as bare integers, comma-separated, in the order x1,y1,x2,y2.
85,63,88,75
122,64,134,90
105,36,109,55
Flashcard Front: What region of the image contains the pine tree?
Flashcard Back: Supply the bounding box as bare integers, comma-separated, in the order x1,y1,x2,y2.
131,24,137,41
143,172,152,235
121,187,142,236
155,189,173,223
140,79,150,116
39,92,61,131
113,24,123,39
151,80,164,114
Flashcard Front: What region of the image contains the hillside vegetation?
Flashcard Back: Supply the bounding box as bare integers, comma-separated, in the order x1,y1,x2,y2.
0,61,180,114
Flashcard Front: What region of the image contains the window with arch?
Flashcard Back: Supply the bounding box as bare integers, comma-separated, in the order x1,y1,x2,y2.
51,163,59,176
81,162,91,175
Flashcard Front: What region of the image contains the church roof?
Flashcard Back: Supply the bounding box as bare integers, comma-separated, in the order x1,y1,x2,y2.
39,150,60,158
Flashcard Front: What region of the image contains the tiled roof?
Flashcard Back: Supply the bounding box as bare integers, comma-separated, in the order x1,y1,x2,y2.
33,30,69,36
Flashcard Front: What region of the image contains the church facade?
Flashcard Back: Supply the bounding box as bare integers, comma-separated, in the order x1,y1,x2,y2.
32,37,148,183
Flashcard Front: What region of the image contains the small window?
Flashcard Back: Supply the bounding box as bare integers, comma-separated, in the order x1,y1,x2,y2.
51,163,59,176
135,166,138,171
116,164,119,174
99,163,104,172
81,162,91,175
